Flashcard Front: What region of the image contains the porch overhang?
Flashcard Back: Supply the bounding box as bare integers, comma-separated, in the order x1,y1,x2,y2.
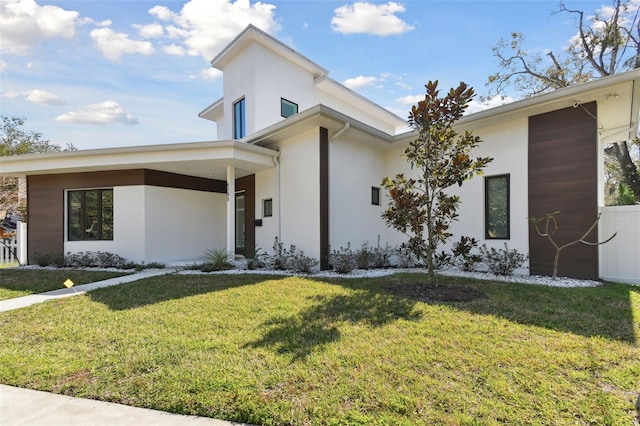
0,140,279,180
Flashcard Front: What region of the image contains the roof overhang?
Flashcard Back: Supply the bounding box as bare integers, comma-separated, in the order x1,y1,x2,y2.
0,140,280,180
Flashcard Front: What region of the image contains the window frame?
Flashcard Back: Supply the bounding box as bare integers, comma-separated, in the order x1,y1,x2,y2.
67,188,114,241
371,186,381,206
233,97,246,139
263,198,273,217
484,174,510,240
280,98,298,118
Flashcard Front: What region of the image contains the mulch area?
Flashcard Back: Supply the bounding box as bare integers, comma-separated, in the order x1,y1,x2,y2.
382,281,488,303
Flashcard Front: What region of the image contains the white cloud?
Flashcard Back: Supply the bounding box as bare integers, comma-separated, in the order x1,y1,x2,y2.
90,27,154,61
344,75,377,90
55,100,139,125
396,81,412,90
24,89,65,105
2,88,65,105
163,44,187,56
396,94,423,105
134,22,164,38
0,0,79,55
147,0,280,61
331,2,414,36
199,67,222,80
466,95,514,114
0,60,8,72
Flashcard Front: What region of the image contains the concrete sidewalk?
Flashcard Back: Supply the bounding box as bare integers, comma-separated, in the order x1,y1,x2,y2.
0,268,174,312
0,385,250,425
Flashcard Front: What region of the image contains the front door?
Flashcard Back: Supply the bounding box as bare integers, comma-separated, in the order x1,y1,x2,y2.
235,192,245,255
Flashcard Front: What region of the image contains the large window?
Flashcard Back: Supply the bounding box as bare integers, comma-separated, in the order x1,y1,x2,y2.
485,174,510,239
281,98,298,118
68,189,113,241
233,97,246,139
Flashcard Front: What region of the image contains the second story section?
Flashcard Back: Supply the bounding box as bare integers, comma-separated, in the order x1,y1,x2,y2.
199,25,407,140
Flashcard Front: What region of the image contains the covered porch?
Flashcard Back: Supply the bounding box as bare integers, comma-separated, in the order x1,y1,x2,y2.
0,140,280,265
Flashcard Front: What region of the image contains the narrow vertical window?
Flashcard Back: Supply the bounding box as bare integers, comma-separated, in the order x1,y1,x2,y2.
485,174,510,239
68,189,113,241
233,97,245,139
371,186,380,206
281,98,298,118
263,198,273,217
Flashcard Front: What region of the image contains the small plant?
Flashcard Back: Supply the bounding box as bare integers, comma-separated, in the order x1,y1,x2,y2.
329,243,357,274
269,237,290,270
479,243,527,276
371,236,393,269
354,242,374,269
451,236,481,271
528,211,616,279
64,251,129,269
201,248,233,271
246,247,268,270
434,250,452,270
288,249,318,274
395,244,419,268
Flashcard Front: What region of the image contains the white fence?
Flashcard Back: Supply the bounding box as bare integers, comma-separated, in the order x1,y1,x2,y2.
599,205,640,284
0,222,27,266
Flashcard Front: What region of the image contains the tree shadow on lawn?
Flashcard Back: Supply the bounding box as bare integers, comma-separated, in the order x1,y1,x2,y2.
88,273,288,310
246,287,423,361
378,273,639,344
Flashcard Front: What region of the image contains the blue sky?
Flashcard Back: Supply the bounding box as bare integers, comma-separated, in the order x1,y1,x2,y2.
0,0,611,150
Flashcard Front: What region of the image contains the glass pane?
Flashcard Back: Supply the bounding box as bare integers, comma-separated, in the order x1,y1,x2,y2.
85,190,99,239
68,191,82,240
234,98,245,139
281,99,298,118
102,190,114,240
486,176,509,239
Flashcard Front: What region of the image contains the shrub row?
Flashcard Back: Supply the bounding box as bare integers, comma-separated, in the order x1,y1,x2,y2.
31,251,165,270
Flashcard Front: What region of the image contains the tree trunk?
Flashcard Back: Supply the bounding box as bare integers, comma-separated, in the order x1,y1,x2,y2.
605,141,640,200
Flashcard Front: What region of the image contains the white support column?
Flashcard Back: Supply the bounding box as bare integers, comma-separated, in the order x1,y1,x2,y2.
16,221,27,265
226,165,235,261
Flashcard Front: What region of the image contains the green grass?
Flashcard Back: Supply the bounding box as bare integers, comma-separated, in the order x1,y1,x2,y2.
0,272,638,425
0,269,131,300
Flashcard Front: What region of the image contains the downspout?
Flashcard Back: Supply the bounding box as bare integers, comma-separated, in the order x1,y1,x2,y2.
330,122,350,143
273,155,281,242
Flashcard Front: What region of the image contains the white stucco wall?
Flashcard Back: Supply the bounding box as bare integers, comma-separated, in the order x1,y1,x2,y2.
65,185,226,264
329,135,389,250
143,186,226,264
254,167,279,254
381,118,530,267
221,43,317,139
277,129,320,259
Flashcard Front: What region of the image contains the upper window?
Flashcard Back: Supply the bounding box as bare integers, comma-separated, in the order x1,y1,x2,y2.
485,174,510,239
68,189,113,241
233,98,246,139
281,98,298,118
371,186,381,206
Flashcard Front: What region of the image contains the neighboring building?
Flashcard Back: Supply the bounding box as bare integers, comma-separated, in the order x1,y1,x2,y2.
1,25,638,283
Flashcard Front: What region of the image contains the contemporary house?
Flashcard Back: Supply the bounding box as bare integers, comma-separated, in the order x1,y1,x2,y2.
1,25,638,283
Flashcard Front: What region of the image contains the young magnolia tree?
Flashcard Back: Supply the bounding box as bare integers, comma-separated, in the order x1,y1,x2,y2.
382,81,492,284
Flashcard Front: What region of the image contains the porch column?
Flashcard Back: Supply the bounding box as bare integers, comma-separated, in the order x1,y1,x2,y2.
226,165,235,261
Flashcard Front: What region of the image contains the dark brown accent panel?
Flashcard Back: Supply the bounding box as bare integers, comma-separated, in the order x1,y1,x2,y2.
528,102,598,279
319,127,330,270
144,170,226,193
236,174,255,257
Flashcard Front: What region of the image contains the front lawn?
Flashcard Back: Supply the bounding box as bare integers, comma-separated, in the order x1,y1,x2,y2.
0,272,638,425
0,268,131,300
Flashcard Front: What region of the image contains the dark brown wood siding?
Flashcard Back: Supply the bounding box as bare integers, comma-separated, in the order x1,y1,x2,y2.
26,169,226,262
319,127,329,270
528,102,599,279
236,175,255,257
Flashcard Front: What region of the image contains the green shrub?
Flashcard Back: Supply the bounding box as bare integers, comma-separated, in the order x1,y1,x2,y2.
330,244,357,274
371,236,393,269
395,244,419,268
288,249,318,274
451,236,481,272
31,252,64,267
479,243,528,276
201,248,233,271
269,237,290,270
354,243,374,269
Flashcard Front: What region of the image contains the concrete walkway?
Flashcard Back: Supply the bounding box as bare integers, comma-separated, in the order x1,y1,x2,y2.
0,268,253,425
0,385,250,425
0,268,174,312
